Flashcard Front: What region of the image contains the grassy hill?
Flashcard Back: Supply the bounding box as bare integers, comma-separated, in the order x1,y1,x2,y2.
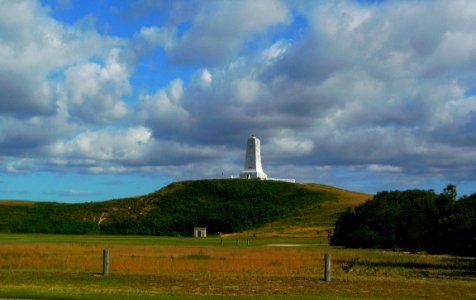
0,179,371,237
236,183,371,238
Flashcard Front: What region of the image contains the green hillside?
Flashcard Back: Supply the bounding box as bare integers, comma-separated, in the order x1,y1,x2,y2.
0,179,371,237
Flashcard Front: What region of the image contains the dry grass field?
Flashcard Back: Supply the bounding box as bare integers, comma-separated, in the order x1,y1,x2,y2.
0,234,474,299
0,200,35,206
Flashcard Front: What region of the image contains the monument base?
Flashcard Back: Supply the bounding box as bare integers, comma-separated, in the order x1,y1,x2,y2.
239,170,267,180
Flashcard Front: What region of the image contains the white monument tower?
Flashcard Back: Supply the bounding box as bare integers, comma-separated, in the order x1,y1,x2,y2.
239,134,267,179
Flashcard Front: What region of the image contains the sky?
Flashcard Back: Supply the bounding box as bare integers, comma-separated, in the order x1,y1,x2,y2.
1,0,476,202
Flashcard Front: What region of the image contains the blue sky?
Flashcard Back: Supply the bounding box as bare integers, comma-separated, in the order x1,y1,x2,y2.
1,0,476,202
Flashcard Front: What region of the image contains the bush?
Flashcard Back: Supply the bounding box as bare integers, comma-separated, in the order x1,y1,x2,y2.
331,185,476,256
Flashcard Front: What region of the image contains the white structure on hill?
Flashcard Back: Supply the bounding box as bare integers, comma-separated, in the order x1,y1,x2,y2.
239,135,268,179
238,134,295,183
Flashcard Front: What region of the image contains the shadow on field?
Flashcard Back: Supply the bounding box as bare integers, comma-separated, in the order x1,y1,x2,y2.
354,257,476,277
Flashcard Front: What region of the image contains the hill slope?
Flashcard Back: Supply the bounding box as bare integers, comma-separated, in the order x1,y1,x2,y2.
0,179,371,237
237,183,371,237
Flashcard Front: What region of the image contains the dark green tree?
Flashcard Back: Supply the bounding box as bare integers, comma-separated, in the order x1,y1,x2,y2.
331,185,476,256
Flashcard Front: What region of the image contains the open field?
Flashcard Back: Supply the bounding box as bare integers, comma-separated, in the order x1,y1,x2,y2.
0,234,474,299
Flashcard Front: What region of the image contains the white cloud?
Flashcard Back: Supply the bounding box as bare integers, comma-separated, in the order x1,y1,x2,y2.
137,79,190,134
0,0,121,116
2,0,476,194
128,25,176,62
232,76,262,104
367,164,403,173
309,1,373,36
137,26,175,49
62,48,130,123
267,137,314,156
0,0,130,169
47,125,237,174
198,69,212,87
167,0,289,64
52,126,153,162
0,115,75,156
262,40,289,63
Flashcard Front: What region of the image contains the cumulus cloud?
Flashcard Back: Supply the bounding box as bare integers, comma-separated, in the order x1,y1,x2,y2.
151,0,476,185
47,125,235,175
0,116,74,156
267,136,314,157
0,0,120,117
166,0,289,65
0,1,57,116
0,0,128,157
128,25,176,63
195,69,213,88
52,126,152,162
61,48,130,123
137,78,191,136
367,164,403,173
2,0,476,194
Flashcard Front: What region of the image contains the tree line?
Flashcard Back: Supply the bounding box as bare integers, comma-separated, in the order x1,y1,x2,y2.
331,185,476,256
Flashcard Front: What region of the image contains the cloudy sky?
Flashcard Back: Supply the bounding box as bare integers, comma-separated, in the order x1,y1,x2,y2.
1,0,476,202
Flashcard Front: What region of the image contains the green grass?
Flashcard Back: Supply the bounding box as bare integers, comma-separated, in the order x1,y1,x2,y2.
0,233,330,247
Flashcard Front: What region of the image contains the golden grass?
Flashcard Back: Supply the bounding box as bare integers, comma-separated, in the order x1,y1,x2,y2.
0,243,322,275
0,241,474,298
0,200,35,206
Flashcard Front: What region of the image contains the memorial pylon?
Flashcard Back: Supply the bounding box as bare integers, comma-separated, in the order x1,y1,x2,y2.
239,134,267,179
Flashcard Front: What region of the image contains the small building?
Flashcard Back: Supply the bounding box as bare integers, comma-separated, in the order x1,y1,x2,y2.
194,227,207,238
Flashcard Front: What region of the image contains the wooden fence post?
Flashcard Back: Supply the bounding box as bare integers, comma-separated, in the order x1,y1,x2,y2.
324,253,331,282
247,238,250,246
103,248,109,276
